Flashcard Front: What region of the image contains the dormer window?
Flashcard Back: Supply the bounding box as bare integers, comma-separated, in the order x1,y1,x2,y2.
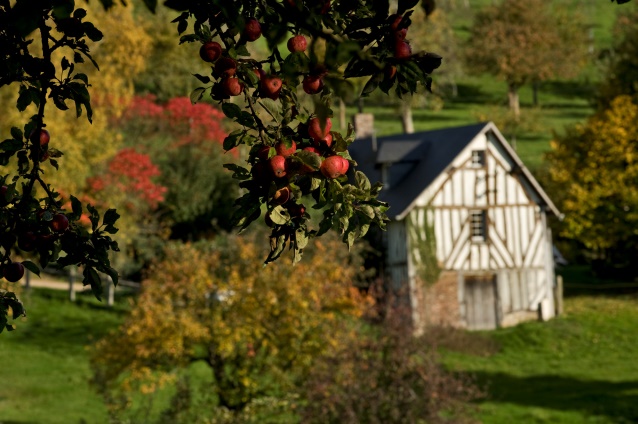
470,210,487,242
471,150,486,167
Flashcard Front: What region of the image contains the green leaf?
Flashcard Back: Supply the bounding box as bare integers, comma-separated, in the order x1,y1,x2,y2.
0,139,23,153
398,0,419,15
104,266,119,287
142,0,157,12
21,260,40,276
358,205,375,219
269,206,290,225
84,266,102,301
293,150,322,171
73,73,89,84
223,130,243,151
10,127,23,141
70,195,82,220
222,103,242,119
295,228,309,249
82,22,103,41
265,233,287,264
193,73,211,84
73,8,87,19
355,171,371,191
87,204,99,231
223,163,251,180
16,86,40,112
68,82,93,122
102,208,120,226
237,111,256,127
259,99,281,123
190,87,206,104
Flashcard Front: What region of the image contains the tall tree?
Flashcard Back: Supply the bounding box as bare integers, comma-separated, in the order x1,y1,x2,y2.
597,8,638,109
465,0,587,117
546,95,638,271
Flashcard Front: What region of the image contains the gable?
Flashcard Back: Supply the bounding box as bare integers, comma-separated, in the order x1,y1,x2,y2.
349,122,560,220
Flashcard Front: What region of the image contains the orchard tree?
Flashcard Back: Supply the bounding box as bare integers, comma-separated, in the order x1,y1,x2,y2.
0,0,440,330
546,95,638,269
465,0,587,117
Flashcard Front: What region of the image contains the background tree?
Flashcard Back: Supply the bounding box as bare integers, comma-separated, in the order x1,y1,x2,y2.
90,231,369,421
465,0,587,117
597,8,638,109
546,95,638,275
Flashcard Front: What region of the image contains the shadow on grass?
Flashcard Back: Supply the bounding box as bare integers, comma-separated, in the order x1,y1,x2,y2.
454,83,501,104
542,81,597,100
8,288,130,352
471,371,638,423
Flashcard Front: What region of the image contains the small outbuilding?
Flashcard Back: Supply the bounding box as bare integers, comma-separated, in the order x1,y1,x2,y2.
349,122,561,332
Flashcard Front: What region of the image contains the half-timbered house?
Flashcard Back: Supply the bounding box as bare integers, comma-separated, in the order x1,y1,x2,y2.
349,122,561,332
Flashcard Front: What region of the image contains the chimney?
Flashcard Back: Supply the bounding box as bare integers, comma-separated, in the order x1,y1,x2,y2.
353,113,375,139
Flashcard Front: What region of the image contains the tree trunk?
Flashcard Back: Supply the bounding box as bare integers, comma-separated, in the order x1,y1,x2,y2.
400,102,414,134
357,97,364,113
532,80,539,107
508,82,520,118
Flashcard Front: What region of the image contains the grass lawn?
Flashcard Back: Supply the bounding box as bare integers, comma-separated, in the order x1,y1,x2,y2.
0,288,127,424
441,293,638,424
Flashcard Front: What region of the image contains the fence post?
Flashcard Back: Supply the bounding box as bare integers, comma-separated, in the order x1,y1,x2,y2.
106,275,114,307
554,275,564,316
69,266,76,302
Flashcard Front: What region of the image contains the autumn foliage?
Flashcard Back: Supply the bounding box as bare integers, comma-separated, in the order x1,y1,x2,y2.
88,148,167,209
547,95,638,271
90,233,369,419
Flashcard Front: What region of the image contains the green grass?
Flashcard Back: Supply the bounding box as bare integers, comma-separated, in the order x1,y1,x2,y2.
0,288,128,424
346,73,596,171
441,294,638,424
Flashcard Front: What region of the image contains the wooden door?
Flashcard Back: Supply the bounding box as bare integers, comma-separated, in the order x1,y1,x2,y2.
464,274,498,330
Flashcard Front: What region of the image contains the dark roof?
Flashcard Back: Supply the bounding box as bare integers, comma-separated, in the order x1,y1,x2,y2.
348,122,560,220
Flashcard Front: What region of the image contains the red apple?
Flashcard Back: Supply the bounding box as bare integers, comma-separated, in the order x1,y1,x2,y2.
287,35,307,53
287,203,306,217
3,262,24,283
314,132,333,148
275,140,296,157
269,155,288,178
29,128,50,146
199,41,222,63
394,40,412,59
257,145,272,161
18,231,37,252
302,75,324,95
389,14,408,40
272,186,291,205
261,76,283,100
320,155,349,179
222,77,244,96
308,117,332,142
385,65,397,81
50,213,69,233
213,57,237,78
244,18,262,41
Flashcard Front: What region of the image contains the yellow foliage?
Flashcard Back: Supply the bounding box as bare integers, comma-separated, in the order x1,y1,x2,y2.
91,234,369,415
547,95,638,250
0,3,151,194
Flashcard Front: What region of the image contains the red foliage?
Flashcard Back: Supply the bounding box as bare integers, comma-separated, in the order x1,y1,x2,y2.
88,148,167,209
121,95,227,148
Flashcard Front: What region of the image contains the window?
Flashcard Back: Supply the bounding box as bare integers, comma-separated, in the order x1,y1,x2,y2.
471,150,486,167
470,210,487,242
